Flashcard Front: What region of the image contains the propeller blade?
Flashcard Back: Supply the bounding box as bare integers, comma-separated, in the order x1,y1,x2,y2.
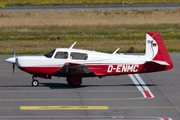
6,44,17,76
13,44,16,76
13,44,16,58
13,63,15,76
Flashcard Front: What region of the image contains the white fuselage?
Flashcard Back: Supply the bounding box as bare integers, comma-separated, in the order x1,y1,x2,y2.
15,48,147,68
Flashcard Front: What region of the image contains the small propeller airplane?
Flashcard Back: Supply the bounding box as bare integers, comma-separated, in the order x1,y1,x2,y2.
6,32,173,87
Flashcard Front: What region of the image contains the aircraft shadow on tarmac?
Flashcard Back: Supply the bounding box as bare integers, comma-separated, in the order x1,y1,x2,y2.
40,83,156,89
0,83,156,89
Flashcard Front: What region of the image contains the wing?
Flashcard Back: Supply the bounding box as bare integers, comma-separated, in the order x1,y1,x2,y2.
56,62,96,77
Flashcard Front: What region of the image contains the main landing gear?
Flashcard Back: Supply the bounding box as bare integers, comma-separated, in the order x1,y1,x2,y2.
32,76,39,87
67,76,80,87
66,75,82,87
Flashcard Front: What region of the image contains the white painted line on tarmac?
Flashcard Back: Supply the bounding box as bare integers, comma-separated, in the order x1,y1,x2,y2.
128,74,146,97
134,74,154,98
128,74,154,99
128,74,143,91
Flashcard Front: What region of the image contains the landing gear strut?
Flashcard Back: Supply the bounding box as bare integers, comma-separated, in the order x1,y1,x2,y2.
66,76,81,87
32,75,39,87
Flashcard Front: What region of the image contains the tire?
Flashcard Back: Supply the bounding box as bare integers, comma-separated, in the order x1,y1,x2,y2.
67,77,80,87
73,84,80,87
32,80,39,87
67,81,80,87
69,83,80,87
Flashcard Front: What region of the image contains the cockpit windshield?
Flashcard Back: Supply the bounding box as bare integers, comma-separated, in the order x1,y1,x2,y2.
44,49,56,58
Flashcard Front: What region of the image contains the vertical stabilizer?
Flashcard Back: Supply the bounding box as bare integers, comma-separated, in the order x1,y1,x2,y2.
145,32,173,70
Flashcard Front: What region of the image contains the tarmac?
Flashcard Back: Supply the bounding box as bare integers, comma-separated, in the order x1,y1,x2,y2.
0,53,179,120
0,4,180,11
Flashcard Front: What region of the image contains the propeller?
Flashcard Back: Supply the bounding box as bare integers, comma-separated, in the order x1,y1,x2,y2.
6,44,16,76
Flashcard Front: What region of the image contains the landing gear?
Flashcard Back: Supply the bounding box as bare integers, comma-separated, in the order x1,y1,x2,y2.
32,75,39,87
66,76,81,87
67,80,80,87
32,80,39,87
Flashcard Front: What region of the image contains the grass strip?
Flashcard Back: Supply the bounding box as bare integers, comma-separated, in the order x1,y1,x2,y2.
1,24,180,54
1,25,180,41
0,9,180,54
1,39,180,54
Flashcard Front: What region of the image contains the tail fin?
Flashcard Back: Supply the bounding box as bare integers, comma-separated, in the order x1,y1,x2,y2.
144,32,173,70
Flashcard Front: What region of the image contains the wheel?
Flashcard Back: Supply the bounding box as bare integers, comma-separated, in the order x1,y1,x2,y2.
32,80,39,87
67,76,80,87
73,84,80,87
68,81,80,87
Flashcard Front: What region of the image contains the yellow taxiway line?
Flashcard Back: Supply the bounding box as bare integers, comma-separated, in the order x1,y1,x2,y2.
1,106,180,110
20,106,109,110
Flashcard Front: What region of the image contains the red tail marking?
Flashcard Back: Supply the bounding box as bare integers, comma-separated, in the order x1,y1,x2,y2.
147,32,173,70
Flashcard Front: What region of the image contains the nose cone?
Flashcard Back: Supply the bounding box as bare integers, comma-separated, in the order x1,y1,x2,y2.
6,57,16,64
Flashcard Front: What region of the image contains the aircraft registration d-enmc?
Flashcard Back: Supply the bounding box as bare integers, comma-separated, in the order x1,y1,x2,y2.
6,32,173,87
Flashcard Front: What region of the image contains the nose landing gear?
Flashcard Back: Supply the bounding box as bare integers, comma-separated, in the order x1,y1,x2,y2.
32,75,39,87
32,80,39,87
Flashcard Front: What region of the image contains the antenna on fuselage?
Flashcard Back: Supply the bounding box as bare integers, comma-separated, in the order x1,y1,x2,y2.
112,48,120,55
69,41,77,49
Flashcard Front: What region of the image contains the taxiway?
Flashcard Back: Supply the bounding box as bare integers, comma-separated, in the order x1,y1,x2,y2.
0,4,180,11
0,53,179,120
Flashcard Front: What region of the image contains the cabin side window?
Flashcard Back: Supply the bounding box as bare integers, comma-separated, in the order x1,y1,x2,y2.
70,52,88,60
55,52,68,59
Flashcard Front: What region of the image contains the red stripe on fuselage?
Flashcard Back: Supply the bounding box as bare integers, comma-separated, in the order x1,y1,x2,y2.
19,67,62,75
87,62,171,76
18,62,171,76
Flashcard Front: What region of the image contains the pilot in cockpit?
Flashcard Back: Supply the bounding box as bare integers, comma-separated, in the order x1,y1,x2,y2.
63,52,68,59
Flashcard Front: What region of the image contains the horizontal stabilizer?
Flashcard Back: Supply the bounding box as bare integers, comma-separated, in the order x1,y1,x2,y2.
150,60,169,66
